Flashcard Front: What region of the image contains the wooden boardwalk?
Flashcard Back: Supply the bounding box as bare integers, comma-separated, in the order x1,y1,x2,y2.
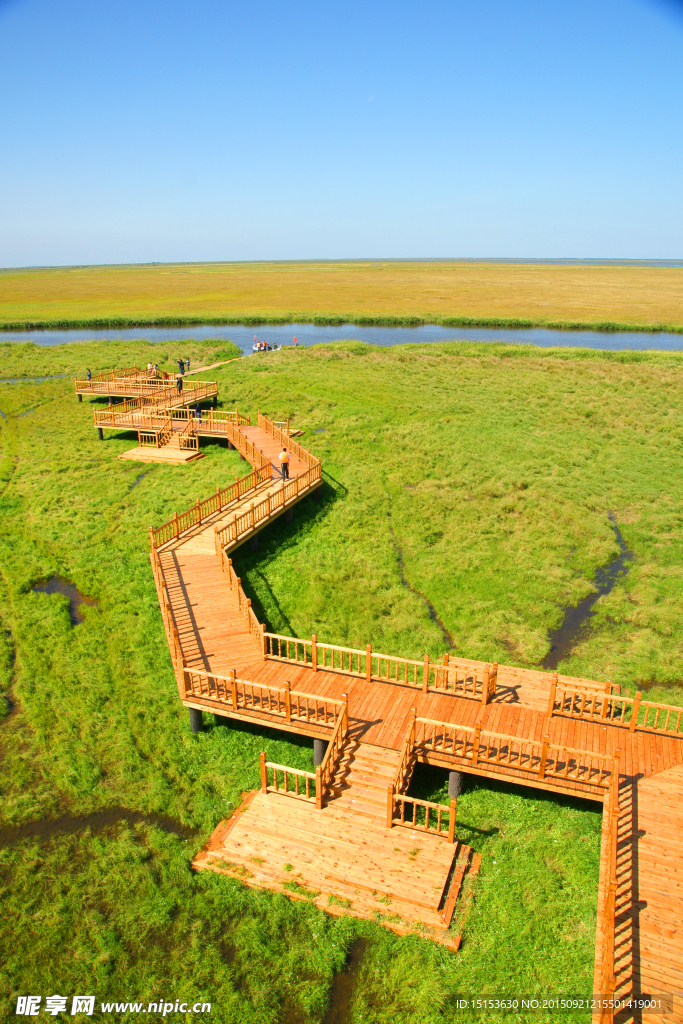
144,403,683,1022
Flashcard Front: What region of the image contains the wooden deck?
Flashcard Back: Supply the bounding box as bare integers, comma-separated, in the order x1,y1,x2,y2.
145,405,683,1022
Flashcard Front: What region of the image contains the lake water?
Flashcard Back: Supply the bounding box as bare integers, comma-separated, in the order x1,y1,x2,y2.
1,321,683,354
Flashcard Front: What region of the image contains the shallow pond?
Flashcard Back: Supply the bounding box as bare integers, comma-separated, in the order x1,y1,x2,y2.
2,322,683,354
32,577,98,625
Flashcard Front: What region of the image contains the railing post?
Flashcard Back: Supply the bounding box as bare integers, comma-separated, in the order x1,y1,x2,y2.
311,634,318,672
261,622,266,659
482,665,490,705
613,749,621,815
410,707,417,747
539,735,549,779
173,512,179,538
629,691,642,733
547,675,558,719
284,681,291,722
472,723,481,765
342,693,348,732
386,785,394,829
366,645,372,684
230,670,238,710
195,498,202,525
448,799,457,843
249,503,255,530
315,766,323,810
216,485,222,510
491,662,498,699
423,654,430,693
260,752,267,793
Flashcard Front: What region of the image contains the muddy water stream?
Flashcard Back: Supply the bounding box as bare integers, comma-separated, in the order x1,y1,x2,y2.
32,576,98,625
321,938,368,1024
542,514,633,670
0,808,197,849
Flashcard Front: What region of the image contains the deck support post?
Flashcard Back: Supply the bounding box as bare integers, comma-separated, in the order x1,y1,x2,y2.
313,738,327,767
213,395,218,408
448,771,464,798
286,508,293,524
97,427,104,441
189,708,203,734
315,486,322,501
250,532,258,551
78,393,83,402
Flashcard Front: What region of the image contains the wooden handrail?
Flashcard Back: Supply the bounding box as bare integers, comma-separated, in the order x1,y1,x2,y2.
549,681,683,736
316,695,349,809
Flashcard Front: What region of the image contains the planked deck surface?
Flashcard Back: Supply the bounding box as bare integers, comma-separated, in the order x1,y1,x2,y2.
152,416,683,1018
194,740,468,944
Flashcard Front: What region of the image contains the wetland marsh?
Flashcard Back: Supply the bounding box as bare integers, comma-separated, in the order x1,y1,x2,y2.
1,337,682,1022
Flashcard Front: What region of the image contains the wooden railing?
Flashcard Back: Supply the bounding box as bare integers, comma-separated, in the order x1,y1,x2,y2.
388,793,457,841
263,634,498,702
182,666,345,727
74,364,142,389
548,678,683,736
315,696,349,808
385,710,456,840
415,717,616,796
177,420,198,451
258,412,319,468
597,758,621,1023
150,465,271,548
260,753,317,803
214,465,322,551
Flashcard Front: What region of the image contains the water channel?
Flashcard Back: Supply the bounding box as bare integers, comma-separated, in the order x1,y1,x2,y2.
2,322,683,354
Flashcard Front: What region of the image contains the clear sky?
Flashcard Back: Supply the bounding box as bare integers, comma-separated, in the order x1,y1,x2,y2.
1,0,682,265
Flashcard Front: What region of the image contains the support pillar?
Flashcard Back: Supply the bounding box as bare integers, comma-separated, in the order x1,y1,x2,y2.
250,533,259,552
448,770,464,798
97,427,104,441
189,708,203,734
313,738,327,767
78,393,83,403
315,486,322,501
286,508,293,524
213,395,218,408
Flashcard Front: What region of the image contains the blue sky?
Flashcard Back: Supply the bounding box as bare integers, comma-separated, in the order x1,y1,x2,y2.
1,0,682,265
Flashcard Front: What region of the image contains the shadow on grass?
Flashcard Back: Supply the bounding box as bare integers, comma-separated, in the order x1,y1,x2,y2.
231,481,338,632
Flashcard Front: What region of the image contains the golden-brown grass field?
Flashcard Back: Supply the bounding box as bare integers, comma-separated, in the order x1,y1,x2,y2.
1,260,683,329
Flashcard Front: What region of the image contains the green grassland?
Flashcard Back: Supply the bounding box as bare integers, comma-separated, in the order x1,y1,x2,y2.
2,260,683,332
2,338,683,1023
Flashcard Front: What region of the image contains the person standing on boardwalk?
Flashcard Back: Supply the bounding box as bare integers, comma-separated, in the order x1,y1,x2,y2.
186,356,191,372
177,375,183,394
194,403,201,422
86,368,92,382
177,358,185,375
279,447,290,480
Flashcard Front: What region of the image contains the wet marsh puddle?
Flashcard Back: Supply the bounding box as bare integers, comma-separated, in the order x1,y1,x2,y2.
32,577,98,625
542,513,634,670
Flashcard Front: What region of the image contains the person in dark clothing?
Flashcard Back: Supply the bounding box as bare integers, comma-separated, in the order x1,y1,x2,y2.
86,368,92,381
177,376,183,394
279,447,290,480
195,403,201,422
186,357,191,371
177,359,185,375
